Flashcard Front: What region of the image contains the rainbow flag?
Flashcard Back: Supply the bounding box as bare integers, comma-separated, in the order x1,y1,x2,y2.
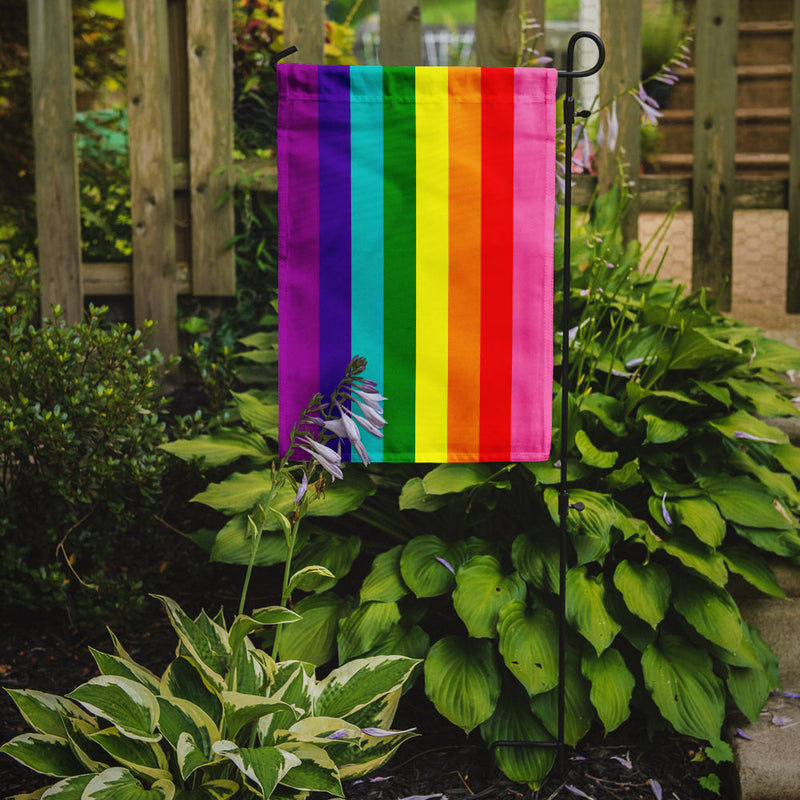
278,64,557,463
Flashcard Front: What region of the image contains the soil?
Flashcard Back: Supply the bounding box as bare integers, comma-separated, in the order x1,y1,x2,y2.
0,584,732,800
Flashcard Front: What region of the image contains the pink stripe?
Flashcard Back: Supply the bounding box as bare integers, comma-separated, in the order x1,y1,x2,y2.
510,68,557,461
278,65,320,456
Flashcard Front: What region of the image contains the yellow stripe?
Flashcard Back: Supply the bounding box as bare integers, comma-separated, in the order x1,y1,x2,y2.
414,67,450,459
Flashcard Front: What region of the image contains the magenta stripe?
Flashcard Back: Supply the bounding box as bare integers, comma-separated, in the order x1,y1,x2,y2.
278,64,321,456
510,68,557,461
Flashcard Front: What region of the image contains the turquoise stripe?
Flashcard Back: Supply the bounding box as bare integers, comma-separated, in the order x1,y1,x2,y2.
350,66,384,462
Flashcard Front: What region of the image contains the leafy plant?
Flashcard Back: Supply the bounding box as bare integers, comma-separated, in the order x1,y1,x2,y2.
0,595,419,799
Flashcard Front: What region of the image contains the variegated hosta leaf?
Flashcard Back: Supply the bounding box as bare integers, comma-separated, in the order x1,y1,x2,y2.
154,596,231,690
337,601,401,663
81,767,175,799
221,691,298,740
612,560,670,629
212,741,300,798
399,535,469,598
360,545,409,603
581,649,635,735
671,574,743,653
424,636,501,734
60,716,107,773
277,592,353,666
641,634,725,741
480,681,555,790
276,741,344,796
176,732,216,782
565,566,621,655
334,726,418,780
89,649,161,694
0,733,85,777
313,656,420,721
452,556,526,639
39,773,94,798
282,716,363,747
228,611,298,658
156,696,219,774
66,677,160,742
4,689,93,737
258,662,315,745
171,779,240,800
88,727,171,782
160,657,222,727
496,601,559,697
290,535,361,592
231,641,276,696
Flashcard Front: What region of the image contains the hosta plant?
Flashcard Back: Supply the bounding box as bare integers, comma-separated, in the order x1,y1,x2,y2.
0,595,419,800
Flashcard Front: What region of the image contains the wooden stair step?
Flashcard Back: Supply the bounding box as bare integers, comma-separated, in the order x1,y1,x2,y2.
737,20,794,66
650,152,789,178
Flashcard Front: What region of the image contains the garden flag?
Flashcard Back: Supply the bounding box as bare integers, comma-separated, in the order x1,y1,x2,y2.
278,64,557,463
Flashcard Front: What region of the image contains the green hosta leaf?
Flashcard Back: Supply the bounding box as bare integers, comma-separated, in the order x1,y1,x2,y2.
229,609,299,657
575,429,618,468
82,768,174,799
725,378,799,417
212,741,299,797
231,392,279,437
160,428,273,467
511,534,559,593
424,636,501,733
700,474,797,530
721,543,786,598
192,471,274,515
172,780,239,800
642,634,725,741
566,566,621,655
497,601,558,696
360,546,409,603
452,556,526,639
693,380,731,407
4,690,93,737
160,658,222,728
480,681,555,789
314,656,420,721
580,392,627,436
277,592,353,665
668,328,743,370
612,560,670,629
60,715,107,773
398,477,450,511
276,741,343,796
729,450,800,508
649,529,728,586
88,727,170,782
728,664,772,723
581,649,635,735
708,410,788,445
67,677,160,742
156,696,219,773
606,459,644,491
672,575,743,653
772,443,800,477
421,463,496,494
524,459,590,485
288,565,337,594
362,624,430,660
221,692,297,740
0,733,85,777
337,601,402,662
669,497,726,547
209,515,302,567
733,524,800,558
748,337,800,371
291,535,361,592
89,650,161,694
643,414,688,444
400,536,468,598
544,488,617,540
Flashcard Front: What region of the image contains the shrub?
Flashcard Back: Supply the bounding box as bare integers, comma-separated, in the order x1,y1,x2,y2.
0,253,174,623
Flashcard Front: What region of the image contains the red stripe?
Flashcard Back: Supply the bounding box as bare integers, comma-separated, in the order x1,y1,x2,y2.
479,68,515,461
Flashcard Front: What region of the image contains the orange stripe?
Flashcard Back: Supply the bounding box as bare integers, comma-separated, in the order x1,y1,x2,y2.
447,68,482,461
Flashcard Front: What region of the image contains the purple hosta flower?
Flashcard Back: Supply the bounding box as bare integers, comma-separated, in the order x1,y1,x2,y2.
435,556,455,574
326,729,351,740
735,728,755,741
734,431,779,444
362,726,416,737
611,755,633,769
649,779,663,800
351,776,394,786
294,472,308,504
634,83,662,125
661,492,673,526
296,435,344,480
783,691,800,699
597,100,619,153
397,795,446,800
565,786,595,799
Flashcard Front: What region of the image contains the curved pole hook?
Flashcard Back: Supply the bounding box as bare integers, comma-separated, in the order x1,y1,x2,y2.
558,31,606,80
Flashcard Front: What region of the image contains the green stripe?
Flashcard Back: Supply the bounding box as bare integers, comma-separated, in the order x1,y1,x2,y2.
382,67,417,460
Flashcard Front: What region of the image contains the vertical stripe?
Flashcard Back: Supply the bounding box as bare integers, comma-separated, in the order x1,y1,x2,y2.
350,66,384,462
278,64,320,456
511,68,556,460
414,67,450,460
382,67,417,461
318,66,352,459
479,68,516,461
447,68,483,461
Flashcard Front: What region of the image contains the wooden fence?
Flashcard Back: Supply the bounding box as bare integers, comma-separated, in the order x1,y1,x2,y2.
27,0,800,355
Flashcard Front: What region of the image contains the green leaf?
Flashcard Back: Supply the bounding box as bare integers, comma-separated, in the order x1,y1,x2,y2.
643,414,687,444
421,463,495,494
156,697,219,778
193,471,274,515
360,546,409,603
231,392,279,437
31,774,94,798
276,741,343,796
424,637,501,733
479,681,555,789
727,663,772,723
612,560,670,629
88,727,171,782
209,516,300,567
212,741,299,797
606,459,644,491
641,634,725,741
221,692,296,740
173,781,239,800
67,677,160,742
580,392,627,436
277,593,352,665
4,690,93,737
669,496,726,548
82,768,174,799
725,378,799,417
708,410,788,445
668,328,743,371
721,543,786,598
452,556,526,639
291,535,361,592
648,528,728,586
511,534,559,593
399,536,468,598
575,430,618,468
672,575,743,652
398,477,450,511
0,733,85,777
89,650,161,694
337,601,402,662
497,601,559,696
772,443,800,477
159,658,222,728
361,624,430,660
566,566,621,655
733,524,800,558
160,428,273,467
228,609,299,656
692,380,731,407
581,648,635,734
699,474,797,530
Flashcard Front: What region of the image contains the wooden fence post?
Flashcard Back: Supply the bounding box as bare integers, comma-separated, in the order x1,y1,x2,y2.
598,0,641,244
787,0,800,313
692,0,738,311
476,0,540,67
126,0,178,356
28,0,83,324
187,0,235,296
283,0,325,65
379,0,421,66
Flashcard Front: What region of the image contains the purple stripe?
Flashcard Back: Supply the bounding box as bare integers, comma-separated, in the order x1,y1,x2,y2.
278,64,320,456
318,66,352,458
